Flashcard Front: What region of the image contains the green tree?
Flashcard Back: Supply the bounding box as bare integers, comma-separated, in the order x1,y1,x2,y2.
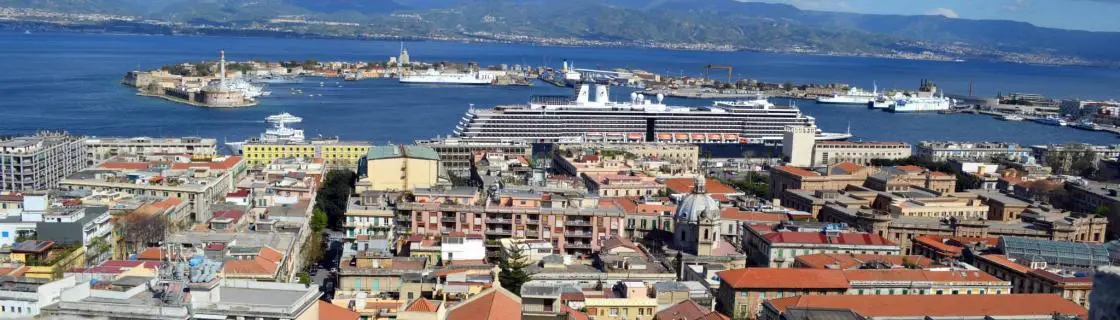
310,207,328,233
315,170,356,230
1094,205,1112,217
297,272,311,285
498,243,532,296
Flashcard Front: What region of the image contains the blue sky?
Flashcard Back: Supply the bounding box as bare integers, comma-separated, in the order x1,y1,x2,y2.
745,0,1120,32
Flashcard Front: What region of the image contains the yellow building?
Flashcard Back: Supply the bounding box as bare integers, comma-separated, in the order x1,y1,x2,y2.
356,145,440,192
585,297,658,320
242,140,371,167
10,241,86,280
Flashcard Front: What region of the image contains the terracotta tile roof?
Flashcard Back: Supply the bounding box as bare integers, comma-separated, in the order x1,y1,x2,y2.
319,301,360,320
843,269,1001,283
226,189,250,198
762,231,895,246
831,162,865,174
977,254,1032,274
222,259,279,277
655,299,719,320
794,254,935,269
765,294,1087,319
912,235,998,256
170,156,243,170
404,297,441,312
561,305,590,320
720,208,787,222
258,247,284,264
446,286,522,320
716,268,849,289
601,236,642,254
895,165,924,173
149,197,183,208
775,166,820,177
136,247,163,261
664,178,738,195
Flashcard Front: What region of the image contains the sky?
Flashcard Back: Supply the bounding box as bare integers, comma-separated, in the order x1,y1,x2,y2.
745,0,1120,32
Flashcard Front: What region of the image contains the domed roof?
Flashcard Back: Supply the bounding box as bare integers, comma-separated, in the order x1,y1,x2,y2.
674,177,720,223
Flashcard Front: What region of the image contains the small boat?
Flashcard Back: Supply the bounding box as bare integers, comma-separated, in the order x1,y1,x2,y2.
999,114,1024,121
1072,120,1102,131
23,30,31,35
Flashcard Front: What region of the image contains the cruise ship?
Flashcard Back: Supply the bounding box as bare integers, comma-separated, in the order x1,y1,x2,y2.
452,84,851,145
225,113,307,155
817,85,878,105
400,69,496,85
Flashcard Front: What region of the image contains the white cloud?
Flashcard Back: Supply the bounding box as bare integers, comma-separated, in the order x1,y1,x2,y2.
926,7,960,18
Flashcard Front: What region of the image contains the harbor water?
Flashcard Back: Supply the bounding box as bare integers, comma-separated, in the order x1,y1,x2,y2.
0,32,1117,147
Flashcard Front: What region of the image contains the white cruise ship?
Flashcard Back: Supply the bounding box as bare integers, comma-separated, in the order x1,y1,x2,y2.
225,113,306,155
452,84,851,145
817,85,878,105
400,69,496,85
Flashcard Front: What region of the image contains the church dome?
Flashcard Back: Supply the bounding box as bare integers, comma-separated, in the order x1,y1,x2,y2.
674,177,721,223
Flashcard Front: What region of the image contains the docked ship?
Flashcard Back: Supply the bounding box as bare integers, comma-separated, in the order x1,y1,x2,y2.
1072,120,1103,131
400,69,495,85
452,84,851,145
817,85,878,105
1033,116,1068,127
999,114,1025,121
887,80,954,113
225,113,307,155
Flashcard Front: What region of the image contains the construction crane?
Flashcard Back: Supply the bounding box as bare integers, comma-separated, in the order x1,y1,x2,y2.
703,64,733,84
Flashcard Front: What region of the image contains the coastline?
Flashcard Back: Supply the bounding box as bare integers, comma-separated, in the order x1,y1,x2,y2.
136,91,257,109
2,21,1110,68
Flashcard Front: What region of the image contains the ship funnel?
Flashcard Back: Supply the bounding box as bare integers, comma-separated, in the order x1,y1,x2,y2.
562,60,569,73
576,84,591,104
595,84,609,103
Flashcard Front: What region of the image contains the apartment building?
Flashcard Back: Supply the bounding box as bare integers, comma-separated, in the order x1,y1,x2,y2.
915,141,1031,162
84,136,217,165
812,141,912,166
0,132,87,192
742,229,900,268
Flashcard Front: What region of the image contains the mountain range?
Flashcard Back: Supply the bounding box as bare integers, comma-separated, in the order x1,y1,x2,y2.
5,0,1120,64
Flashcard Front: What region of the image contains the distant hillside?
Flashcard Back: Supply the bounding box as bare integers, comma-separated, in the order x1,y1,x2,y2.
4,0,1120,63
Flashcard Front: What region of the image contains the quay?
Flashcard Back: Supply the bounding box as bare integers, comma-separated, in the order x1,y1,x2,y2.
136,90,257,108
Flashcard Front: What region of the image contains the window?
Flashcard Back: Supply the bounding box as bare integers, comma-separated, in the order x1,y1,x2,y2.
610,308,619,316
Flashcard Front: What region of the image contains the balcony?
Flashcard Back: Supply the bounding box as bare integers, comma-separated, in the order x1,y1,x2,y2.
485,218,512,224
525,219,540,225
485,229,512,236
441,217,458,223
564,220,592,227
565,243,592,249
522,304,556,313
564,231,592,238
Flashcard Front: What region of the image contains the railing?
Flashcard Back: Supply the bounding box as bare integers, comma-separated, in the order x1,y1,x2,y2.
485,218,512,224
564,220,592,227
485,229,512,236
525,219,540,225
564,231,592,238
565,243,592,249
441,217,458,223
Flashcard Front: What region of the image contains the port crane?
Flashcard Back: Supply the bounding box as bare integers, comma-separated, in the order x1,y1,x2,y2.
703,64,733,84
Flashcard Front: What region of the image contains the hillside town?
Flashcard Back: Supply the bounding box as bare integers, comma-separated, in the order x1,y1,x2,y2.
0,128,1117,319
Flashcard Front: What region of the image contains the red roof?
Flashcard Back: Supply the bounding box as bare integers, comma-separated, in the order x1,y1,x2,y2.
762,231,895,246
794,254,935,269
319,301,360,320
720,208,787,222
765,294,1087,319
831,162,865,174
404,297,441,312
170,156,242,170
716,268,849,289
211,210,245,222
226,189,250,198
655,299,729,320
136,247,163,261
775,166,820,177
977,254,1032,274
664,178,738,195
446,287,522,320
895,165,925,173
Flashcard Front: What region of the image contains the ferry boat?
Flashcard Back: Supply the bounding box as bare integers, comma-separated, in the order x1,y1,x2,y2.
886,80,953,113
999,114,1025,121
400,69,495,85
1033,116,1068,127
452,84,851,145
250,75,301,84
868,92,904,109
225,113,307,155
817,85,878,105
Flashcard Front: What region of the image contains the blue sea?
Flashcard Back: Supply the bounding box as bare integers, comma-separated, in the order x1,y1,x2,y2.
0,32,1118,147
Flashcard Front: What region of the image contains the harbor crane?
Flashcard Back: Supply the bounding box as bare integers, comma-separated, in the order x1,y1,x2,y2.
703,64,733,84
